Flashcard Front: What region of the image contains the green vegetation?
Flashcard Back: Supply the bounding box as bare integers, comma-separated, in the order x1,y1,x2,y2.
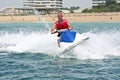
82,0,120,13
63,6,80,13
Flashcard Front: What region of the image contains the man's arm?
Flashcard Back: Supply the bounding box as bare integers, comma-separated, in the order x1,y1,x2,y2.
67,20,73,30
51,24,56,34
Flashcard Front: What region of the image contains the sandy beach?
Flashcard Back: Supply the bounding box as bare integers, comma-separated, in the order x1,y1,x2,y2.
0,13,120,22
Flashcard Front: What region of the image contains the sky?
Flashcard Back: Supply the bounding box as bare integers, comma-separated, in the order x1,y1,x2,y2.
63,0,92,9
0,0,92,9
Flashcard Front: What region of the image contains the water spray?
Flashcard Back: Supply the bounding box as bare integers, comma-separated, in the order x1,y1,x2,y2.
32,7,50,31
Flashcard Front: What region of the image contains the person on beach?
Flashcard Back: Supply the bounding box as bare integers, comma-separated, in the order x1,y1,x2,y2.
51,12,73,47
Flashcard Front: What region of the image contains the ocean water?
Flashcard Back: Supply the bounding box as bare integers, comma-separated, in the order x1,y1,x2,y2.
0,22,120,80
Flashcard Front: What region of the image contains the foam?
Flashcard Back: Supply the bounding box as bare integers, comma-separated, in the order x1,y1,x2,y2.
0,30,120,59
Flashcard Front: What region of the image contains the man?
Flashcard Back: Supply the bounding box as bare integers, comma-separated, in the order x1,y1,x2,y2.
51,12,73,47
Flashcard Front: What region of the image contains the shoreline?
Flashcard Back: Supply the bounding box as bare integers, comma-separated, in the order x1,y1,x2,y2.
0,13,120,23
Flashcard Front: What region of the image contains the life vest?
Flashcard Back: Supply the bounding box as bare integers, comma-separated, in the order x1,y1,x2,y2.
55,19,68,30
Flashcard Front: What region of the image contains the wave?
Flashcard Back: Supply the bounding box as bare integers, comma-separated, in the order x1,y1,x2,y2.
0,29,120,59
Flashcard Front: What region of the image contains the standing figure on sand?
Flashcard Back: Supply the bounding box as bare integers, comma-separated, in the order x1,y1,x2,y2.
51,12,73,47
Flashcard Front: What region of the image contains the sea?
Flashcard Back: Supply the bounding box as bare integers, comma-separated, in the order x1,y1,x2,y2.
0,22,120,80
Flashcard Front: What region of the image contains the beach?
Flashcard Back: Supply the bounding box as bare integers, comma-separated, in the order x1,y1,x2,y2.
0,12,120,22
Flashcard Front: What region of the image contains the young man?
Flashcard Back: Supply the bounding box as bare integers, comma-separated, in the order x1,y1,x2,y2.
51,12,73,47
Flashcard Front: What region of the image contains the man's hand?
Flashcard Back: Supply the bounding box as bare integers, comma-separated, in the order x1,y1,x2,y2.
51,30,58,34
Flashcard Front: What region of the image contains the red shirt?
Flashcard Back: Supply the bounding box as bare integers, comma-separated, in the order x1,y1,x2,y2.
55,19,68,30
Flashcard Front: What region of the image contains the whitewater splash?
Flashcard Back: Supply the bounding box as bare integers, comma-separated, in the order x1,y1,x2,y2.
0,30,120,59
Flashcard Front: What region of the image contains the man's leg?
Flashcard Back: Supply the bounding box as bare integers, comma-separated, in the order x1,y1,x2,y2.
57,37,60,47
